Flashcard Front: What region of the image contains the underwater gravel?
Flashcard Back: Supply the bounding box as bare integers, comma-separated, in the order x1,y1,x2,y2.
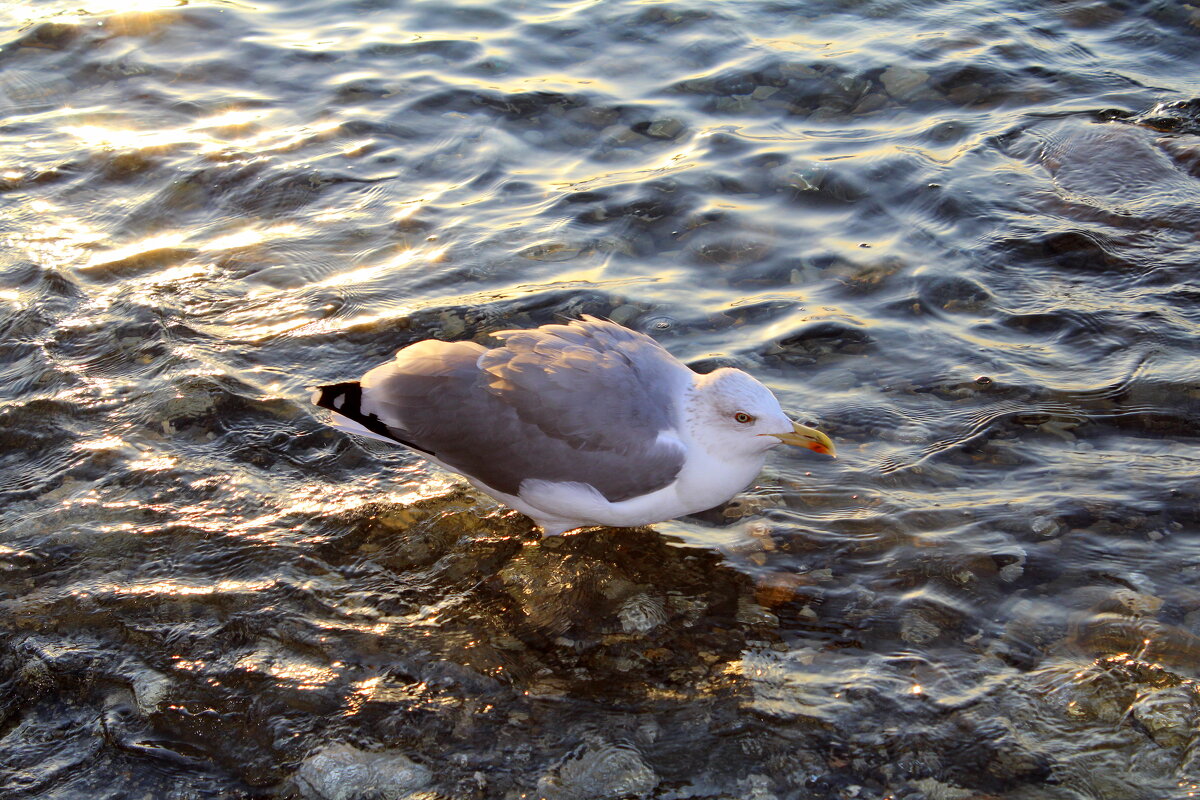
1,0,1200,798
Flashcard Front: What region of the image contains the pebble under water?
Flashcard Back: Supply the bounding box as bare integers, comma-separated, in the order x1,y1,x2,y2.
2,0,1200,798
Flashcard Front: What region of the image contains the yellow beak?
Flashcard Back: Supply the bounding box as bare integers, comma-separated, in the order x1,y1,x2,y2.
768,420,836,458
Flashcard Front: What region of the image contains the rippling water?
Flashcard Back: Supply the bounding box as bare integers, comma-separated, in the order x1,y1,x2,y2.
2,0,1200,797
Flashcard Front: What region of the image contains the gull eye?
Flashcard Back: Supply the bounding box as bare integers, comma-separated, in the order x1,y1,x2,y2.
733,412,754,424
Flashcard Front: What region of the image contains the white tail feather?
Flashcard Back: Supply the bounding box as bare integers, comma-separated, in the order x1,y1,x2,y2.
324,410,402,445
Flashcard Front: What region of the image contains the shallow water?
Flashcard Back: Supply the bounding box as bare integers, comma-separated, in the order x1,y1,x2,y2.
2,0,1199,798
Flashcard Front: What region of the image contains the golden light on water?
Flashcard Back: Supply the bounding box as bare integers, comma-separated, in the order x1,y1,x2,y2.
71,0,184,14
170,657,208,673
0,0,183,30
749,34,849,54
344,676,385,715
315,245,448,288
276,484,454,518
196,108,266,130
0,0,1195,794
65,222,310,287
62,123,196,152
127,452,179,471
61,113,341,162
202,223,304,252
312,263,390,288
88,578,277,598
393,202,423,221
82,232,190,270
5,212,107,269
203,229,266,251
220,294,322,341
236,649,339,691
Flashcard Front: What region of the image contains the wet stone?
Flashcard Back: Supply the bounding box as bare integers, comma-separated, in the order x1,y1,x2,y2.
822,254,901,288
537,741,658,800
899,598,965,645
130,669,172,715
617,592,667,633
880,65,931,101
1110,587,1164,617
101,151,159,180
691,238,772,267
916,274,992,312
853,92,889,114
722,492,783,520
900,608,942,645
14,21,81,50
1128,687,1198,749
4,0,1200,796
1030,516,1059,538
772,321,873,362
294,743,433,800
714,95,755,114
1059,2,1124,28
736,598,780,628
909,777,976,800
607,303,643,326
754,572,816,609
787,163,827,192
945,82,987,106
996,549,1026,583
639,118,685,140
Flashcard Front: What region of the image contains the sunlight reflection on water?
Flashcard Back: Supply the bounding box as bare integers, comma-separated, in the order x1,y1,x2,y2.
1,0,1200,796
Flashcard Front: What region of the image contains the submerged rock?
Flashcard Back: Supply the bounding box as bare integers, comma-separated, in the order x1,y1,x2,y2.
294,743,433,800
617,592,668,633
1130,687,1196,749
880,65,931,102
537,741,659,800
641,118,685,140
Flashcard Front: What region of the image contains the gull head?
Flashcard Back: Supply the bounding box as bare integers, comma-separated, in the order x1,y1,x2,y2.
688,368,836,459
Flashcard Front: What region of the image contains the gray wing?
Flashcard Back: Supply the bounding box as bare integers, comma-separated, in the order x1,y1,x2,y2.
358,317,691,502
479,316,691,453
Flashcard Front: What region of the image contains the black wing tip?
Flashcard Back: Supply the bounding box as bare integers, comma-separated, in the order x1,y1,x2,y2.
312,381,362,413
312,381,437,456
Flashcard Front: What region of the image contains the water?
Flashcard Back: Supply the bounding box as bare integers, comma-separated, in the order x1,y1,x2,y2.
1,0,1199,797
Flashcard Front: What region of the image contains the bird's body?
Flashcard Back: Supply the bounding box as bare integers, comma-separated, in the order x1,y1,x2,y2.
314,317,833,535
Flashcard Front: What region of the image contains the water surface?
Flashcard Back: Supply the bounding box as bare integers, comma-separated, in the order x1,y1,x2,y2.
2,0,1199,798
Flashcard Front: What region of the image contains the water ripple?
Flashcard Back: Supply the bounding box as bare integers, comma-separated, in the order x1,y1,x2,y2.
2,0,1200,797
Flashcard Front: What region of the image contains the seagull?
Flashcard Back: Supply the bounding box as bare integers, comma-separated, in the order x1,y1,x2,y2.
313,316,835,535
